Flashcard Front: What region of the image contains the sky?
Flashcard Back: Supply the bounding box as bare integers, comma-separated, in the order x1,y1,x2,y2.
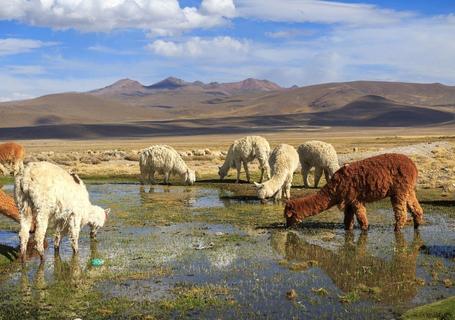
1,0,455,101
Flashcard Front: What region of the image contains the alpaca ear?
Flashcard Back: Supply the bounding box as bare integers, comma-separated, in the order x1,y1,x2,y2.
105,208,111,215
253,182,263,188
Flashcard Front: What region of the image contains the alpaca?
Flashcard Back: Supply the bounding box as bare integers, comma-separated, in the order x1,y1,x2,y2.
0,142,25,176
218,136,270,183
284,153,424,231
0,189,20,224
15,162,110,262
254,144,299,201
297,140,340,188
140,145,196,185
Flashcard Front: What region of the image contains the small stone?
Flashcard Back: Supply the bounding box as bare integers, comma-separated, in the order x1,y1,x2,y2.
286,289,297,300
443,279,453,288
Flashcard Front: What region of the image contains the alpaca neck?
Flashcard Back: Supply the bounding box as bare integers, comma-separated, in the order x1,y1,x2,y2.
298,189,334,218
221,146,234,171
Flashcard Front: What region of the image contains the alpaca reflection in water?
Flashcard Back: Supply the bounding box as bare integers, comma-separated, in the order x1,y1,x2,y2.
271,230,423,304
19,239,101,317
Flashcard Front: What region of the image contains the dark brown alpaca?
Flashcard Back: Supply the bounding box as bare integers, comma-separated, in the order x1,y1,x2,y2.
284,153,424,231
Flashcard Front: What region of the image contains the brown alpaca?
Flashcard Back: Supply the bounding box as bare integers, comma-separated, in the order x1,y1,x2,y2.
0,189,20,223
284,153,424,231
0,142,25,175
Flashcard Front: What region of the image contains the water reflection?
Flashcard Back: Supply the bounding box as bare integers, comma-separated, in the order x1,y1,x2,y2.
17,239,101,318
271,230,423,303
139,185,233,208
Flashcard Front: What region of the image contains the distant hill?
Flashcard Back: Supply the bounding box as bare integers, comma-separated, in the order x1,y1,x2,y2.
1,78,455,138
90,77,284,100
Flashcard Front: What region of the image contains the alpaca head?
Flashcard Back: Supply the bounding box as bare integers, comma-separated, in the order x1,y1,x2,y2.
218,166,227,180
284,200,302,227
185,169,196,185
88,206,110,238
254,182,275,200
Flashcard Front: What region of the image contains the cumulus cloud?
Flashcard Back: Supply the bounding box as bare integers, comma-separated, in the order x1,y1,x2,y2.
148,36,249,59
200,0,236,17
0,0,235,35
236,0,413,26
0,38,56,56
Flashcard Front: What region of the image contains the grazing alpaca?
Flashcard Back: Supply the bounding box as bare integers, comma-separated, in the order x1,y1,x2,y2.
284,153,424,231
0,189,20,224
0,142,25,176
218,136,270,183
297,140,340,188
15,162,110,262
139,145,196,185
254,144,299,201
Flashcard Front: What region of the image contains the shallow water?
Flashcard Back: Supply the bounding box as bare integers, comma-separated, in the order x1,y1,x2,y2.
0,183,454,319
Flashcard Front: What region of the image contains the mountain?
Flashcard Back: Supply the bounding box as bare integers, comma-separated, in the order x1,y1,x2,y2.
89,77,284,100
90,78,145,98
1,79,455,137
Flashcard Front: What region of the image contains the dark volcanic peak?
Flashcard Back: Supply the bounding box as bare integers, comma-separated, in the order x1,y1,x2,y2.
147,76,189,89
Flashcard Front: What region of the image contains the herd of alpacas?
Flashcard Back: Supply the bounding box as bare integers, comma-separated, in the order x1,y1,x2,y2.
0,136,425,264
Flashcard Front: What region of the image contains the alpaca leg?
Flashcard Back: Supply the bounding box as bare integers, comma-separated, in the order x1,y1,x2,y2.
140,166,147,185
235,160,242,183
353,202,368,231
163,171,170,185
391,195,408,232
343,205,355,230
69,218,81,254
54,226,63,254
34,214,49,261
258,158,265,182
407,190,424,229
19,211,33,262
274,187,283,201
149,170,156,184
314,167,323,188
323,168,331,184
284,176,292,199
301,163,311,188
264,162,271,181
243,161,250,183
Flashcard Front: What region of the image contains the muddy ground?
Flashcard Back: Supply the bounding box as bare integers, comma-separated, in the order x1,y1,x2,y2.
0,181,454,319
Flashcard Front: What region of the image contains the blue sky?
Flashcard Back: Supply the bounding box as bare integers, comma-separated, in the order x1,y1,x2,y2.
1,0,455,101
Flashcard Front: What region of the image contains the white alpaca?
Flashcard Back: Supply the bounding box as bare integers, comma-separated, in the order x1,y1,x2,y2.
254,144,299,201
15,162,109,261
139,145,196,185
218,136,271,183
297,140,340,188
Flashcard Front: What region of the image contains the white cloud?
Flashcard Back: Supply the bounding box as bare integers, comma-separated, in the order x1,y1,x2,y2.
0,0,235,35
200,0,235,17
148,36,249,59
236,0,413,26
0,38,56,56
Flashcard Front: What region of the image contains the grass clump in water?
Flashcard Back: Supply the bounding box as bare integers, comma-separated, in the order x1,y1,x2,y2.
159,284,236,316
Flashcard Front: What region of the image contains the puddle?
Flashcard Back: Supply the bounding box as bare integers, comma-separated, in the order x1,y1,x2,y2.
0,183,454,319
